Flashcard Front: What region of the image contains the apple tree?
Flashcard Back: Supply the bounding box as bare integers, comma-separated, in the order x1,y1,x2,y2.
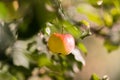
0,0,120,80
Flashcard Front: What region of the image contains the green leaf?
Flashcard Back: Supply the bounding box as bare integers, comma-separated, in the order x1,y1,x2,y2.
0,2,8,20
77,4,104,26
90,73,100,80
12,72,25,80
104,40,119,52
0,2,19,21
113,0,120,11
79,20,90,28
77,42,87,55
63,21,82,39
103,12,113,27
0,72,17,80
38,54,52,67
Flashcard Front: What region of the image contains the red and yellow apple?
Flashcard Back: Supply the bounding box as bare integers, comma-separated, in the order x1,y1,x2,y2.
48,33,75,55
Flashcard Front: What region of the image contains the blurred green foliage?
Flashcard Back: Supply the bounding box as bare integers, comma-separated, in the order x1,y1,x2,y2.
0,0,120,80
90,74,100,80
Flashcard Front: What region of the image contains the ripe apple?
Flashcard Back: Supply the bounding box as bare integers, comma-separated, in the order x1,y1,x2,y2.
48,33,75,55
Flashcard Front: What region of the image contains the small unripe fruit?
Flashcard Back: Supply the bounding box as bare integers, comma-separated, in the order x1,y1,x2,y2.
48,33,75,55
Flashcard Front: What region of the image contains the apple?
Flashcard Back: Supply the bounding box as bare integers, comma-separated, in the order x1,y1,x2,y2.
48,33,75,55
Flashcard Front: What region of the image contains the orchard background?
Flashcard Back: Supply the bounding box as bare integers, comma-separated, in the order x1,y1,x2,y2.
0,0,120,80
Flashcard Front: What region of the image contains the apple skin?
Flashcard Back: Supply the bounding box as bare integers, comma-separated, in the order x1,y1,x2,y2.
48,33,75,55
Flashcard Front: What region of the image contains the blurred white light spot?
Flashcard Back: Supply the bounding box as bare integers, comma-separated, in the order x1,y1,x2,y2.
46,27,51,35
45,4,54,12
97,0,103,5
102,75,110,80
